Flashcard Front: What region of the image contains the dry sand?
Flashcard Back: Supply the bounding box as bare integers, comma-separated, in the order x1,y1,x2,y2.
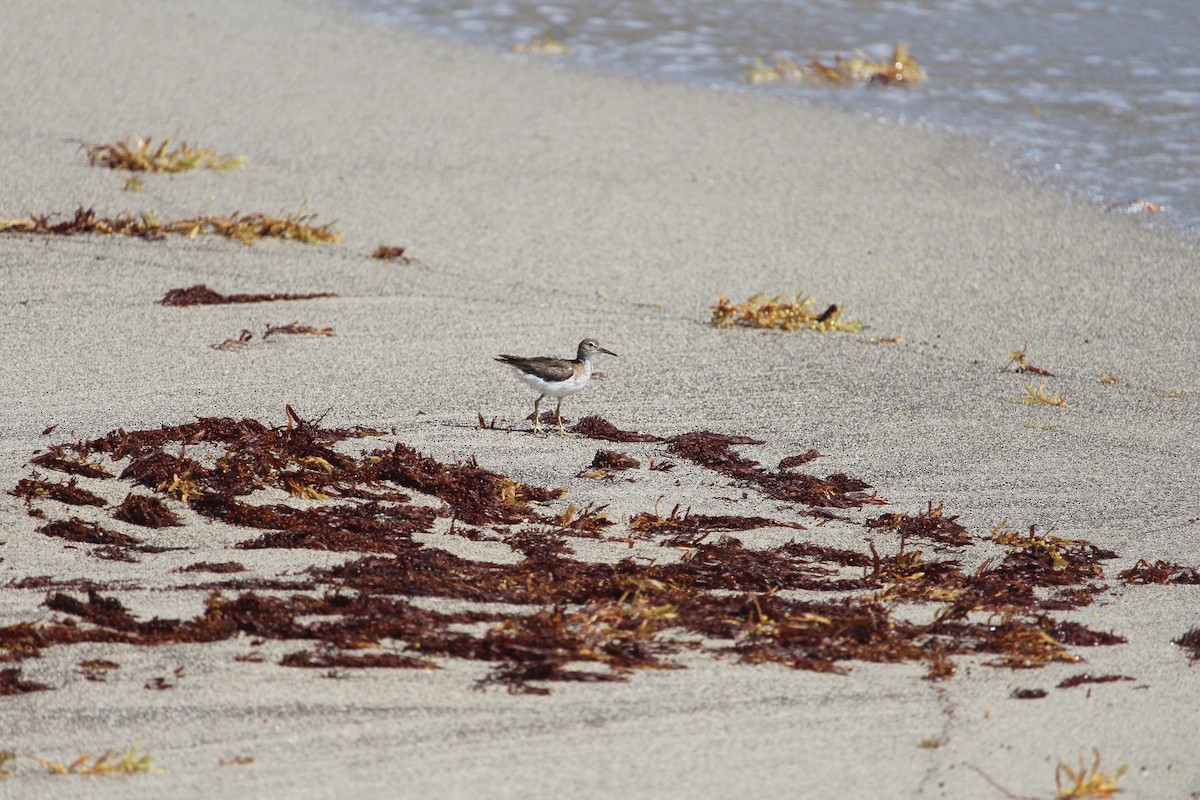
1,1,1198,798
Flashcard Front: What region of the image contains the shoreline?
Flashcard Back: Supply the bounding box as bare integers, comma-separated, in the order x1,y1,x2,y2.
347,1,1200,236
1,1,1198,798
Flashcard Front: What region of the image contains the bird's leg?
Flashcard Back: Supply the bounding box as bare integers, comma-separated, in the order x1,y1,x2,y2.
532,395,544,433
555,397,569,437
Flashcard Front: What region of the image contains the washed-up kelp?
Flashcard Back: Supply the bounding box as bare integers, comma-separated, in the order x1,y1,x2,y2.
211,323,334,351
710,291,863,333
512,34,572,55
160,285,337,306
744,44,924,86
5,408,1155,694
83,136,245,173
370,245,413,263
0,206,340,244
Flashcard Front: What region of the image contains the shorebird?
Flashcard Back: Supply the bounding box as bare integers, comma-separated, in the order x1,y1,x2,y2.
495,338,617,435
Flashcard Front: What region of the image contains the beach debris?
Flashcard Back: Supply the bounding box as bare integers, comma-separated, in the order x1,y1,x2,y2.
512,34,572,55
160,285,336,306
0,668,50,696
208,323,333,351
1099,372,1121,384
1106,199,1164,214
779,450,821,470
1156,388,1183,399
568,415,662,443
1118,558,1200,585
579,450,640,479
744,44,924,86
78,659,120,682
281,650,435,670
475,413,505,431
262,322,334,339
1017,382,1067,407
668,429,882,510
29,447,112,478
710,291,863,333
0,206,340,244
38,518,145,549
0,408,1158,694
645,454,675,472
1055,749,1128,799
122,176,145,192
211,330,254,351
39,744,161,776
744,57,803,84
175,209,340,244
866,501,971,546
986,523,1108,588
179,561,246,574
11,476,106,508
114,493,183,528
544,501,614,536
84,135,245,173
628,504,803,539
1175,628,1200,661
1056,673,1134,689
983,622,1081,669
1004,344,1054,376
371,245,413,263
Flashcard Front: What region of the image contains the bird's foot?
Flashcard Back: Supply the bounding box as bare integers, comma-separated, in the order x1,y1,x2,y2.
555,414,574,437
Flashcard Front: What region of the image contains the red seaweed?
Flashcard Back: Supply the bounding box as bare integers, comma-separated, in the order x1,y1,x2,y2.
1056,673,1134,689
2,409,1165,694
866,502,971,547
160,284,336,306
12,477,106,507
1119,559,1200,585
114,493,183,528
0,668,50,695
569,416,662,442
1173,628,1200,661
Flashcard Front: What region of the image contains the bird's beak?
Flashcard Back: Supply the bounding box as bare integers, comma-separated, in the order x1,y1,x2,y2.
600,347,617,357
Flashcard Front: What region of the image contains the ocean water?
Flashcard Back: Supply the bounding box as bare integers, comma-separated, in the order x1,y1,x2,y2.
347,0,1200,232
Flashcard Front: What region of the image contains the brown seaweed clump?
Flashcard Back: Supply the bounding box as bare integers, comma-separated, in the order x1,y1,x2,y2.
1,408,1156,694
370,245,413,263
1175,628,1200,662
11,477,105,508
83,135,245,173
744,44,924,86
579,450,641,478
160,285,337,306
512,34,572,55
0,206,340,244
113,493,183,528
1119,559,1200,585
710,291,862,333
0,668,51,696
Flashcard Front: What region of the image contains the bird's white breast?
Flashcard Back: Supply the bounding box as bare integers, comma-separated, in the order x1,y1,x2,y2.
513,361,592,398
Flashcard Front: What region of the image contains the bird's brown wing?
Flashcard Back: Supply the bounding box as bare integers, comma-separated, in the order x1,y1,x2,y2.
495,355,576,382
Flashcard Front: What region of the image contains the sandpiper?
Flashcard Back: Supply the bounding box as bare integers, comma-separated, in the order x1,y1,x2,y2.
495,338,617,435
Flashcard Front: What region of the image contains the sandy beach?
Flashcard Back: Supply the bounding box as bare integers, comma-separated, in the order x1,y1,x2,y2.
2,1,1198,798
